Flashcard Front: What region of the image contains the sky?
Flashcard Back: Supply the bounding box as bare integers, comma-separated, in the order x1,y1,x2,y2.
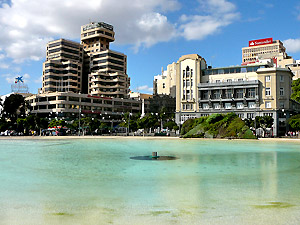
0,0,300,95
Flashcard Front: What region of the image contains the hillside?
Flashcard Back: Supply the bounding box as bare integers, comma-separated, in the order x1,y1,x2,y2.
181,113,256,139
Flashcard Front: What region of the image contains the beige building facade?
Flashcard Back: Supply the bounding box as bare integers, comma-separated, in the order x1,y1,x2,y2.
153,62,177,97
286,60,300,80
42,39,83,93
31,22,140,121
175,54,300,137
241,37,300,80
242,38,286,64
80,22,130,98
26,92,142,122
41,22,130,98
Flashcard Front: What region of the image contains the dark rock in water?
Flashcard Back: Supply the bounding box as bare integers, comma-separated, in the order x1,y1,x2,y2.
130,155,178,161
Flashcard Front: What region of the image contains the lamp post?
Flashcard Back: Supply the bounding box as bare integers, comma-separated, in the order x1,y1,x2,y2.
128,113,132,136
78,107,81,136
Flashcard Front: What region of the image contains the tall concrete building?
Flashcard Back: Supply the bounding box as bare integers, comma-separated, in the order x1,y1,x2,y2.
41,22,130,98
173,54,300,136
42,39,83,93
80,22,130,98
28,22,139,120
241,37,300,80
242,38,286,65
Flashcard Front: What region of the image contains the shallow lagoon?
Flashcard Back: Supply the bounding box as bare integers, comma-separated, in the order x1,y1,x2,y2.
0,138,300,225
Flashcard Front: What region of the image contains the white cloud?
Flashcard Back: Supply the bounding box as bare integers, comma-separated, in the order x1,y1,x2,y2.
0,63,9,69
283,39,300,53
136,85,153,93
0,0,180,63
0,0,241,64
180,0,239,40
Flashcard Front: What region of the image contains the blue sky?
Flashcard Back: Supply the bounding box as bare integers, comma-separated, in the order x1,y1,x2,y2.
1,0,300,95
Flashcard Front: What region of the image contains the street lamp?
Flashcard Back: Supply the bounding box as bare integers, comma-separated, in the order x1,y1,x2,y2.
78,106,81,136
128,112,132,136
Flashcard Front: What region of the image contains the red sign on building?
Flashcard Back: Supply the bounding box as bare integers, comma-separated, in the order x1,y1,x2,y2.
249,38,273,47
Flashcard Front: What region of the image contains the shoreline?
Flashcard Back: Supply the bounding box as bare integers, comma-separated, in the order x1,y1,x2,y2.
0,135,300,142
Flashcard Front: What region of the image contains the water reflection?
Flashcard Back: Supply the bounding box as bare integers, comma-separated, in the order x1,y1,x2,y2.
0,139,300,224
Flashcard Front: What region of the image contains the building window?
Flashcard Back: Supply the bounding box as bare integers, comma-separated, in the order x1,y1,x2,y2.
186,66,190,78
163,83,165,89
183,70,185,78
236,89,243,98
248,88,255,98
248,102,255,108
183,104,186,110
186,80,190,87
225,89,232,99
191,80,193,86
186,104,190,110
227,79,232,83
265,76,271,82
186,90,190,100
237,113,244,119
213,90,220,99
237,102,243,109
225,103,231,109
247,113,254,119
191,69,193,77
280,87,284,96
214,103,220,109
280,75,284,82
183,90,185,100
265,101,271,108
216,80,220,83
203,103,209,109
191,90,193,99
183,80,185,87
280,101,285,108
202,91,208,99
265,88,271,96
238,78,243,81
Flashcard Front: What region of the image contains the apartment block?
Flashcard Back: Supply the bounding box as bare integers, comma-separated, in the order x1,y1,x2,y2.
80,22,130,98
42,39,83,93
28,22,139,121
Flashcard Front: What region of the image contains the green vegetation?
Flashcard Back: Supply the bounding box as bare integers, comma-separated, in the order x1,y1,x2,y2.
120,107,178,133
181,113,256,139
289,114,300,131
291,78,300,102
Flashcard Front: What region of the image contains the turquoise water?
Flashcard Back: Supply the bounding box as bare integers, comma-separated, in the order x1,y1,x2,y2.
0,138,300,225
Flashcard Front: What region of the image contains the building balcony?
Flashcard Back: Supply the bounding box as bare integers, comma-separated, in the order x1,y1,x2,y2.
198,96,259,102
90,90,125,95
91,77,119,82
198,107,260,112
198,80,259,90
91,84,123,89
81,33,115,42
